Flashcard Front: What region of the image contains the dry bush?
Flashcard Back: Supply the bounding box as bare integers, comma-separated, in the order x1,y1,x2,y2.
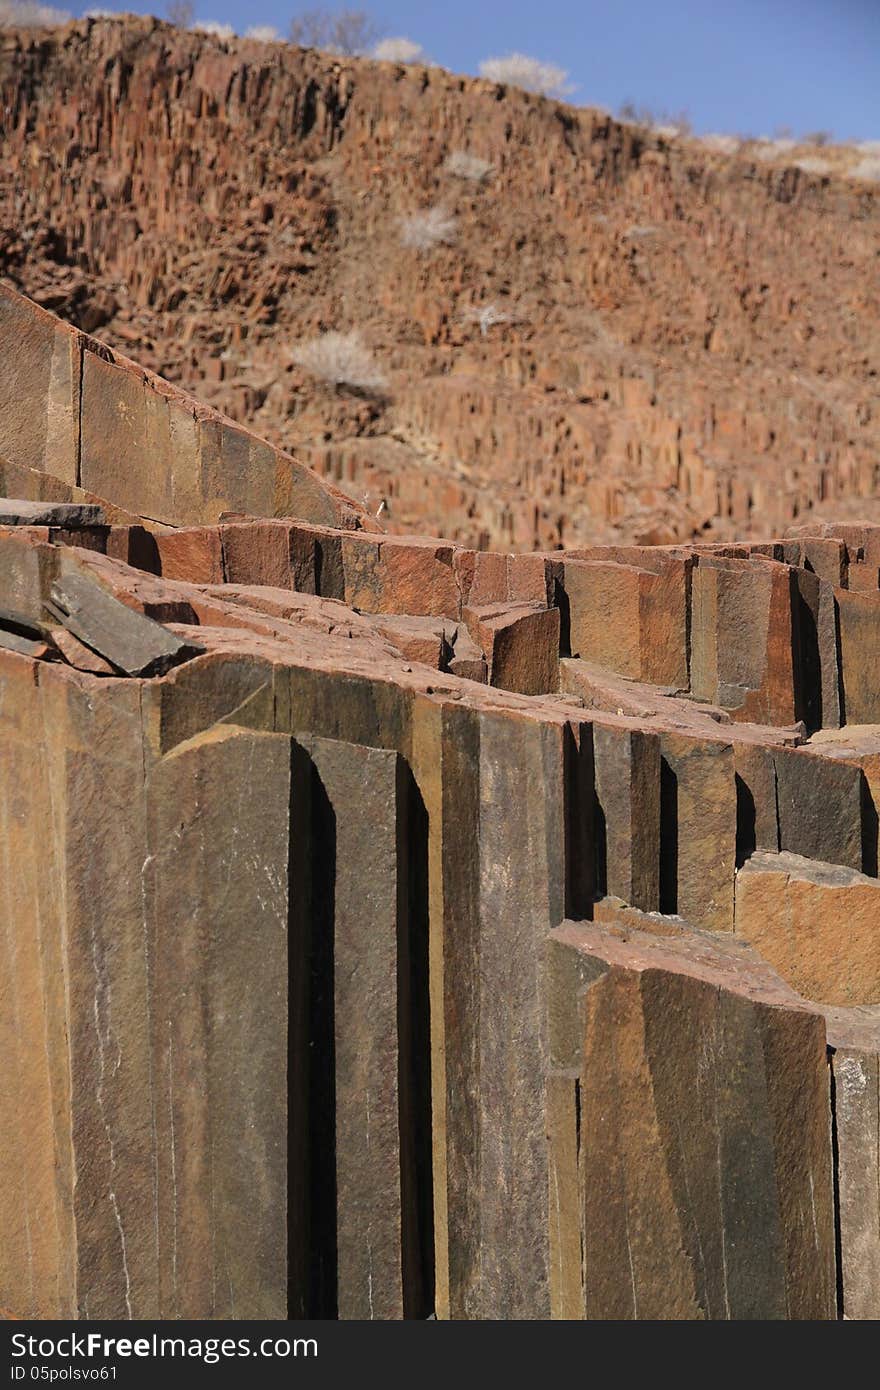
245,24,281,41
444,150,493,182
753,137,795,161
399,206,456,251
463,303,513,337
795,156,831,176
191,19,235,38
478,52,572,99
166,0,194,24
292,331,387,393
290,8,380,56
373,36,423,63
849,156,880,183
700,133,741,156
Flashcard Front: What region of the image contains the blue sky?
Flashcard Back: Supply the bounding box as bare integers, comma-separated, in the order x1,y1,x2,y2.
73,1,879,140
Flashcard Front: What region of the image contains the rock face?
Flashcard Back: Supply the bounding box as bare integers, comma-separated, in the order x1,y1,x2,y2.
0,18,879,555
549,922,836,1319
2,246,880,1318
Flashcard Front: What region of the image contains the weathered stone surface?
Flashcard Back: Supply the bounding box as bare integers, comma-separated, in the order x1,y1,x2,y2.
0,652,76,1318
837,587,880,724
659,731,736,931
8,485,880,1321
374,615,452,670
0,498,104,528
691,556,805,725
48,567,203,677
49,625,115,675
0,528,59,625
0,628,49,659
290,736,415,1320
220,520,296,589
563,558,688,686
0,288,80,487
463,602,560,695
736,851,880,1005
824,1008,880,1320
773,745,867,873
0,278,369,534
549,919,836,1320
156,526,224,584
592,721,660,910
733,740,779,858
447,624,487,682
341,534,460,619
145,726,290,1317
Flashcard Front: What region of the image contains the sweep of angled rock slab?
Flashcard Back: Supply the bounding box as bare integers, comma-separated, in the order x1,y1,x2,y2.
47,570,203,677
49,625,116,676
0,498,105,528
0,628,50,660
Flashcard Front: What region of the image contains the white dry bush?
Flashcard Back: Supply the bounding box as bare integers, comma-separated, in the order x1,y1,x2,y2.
700,133,740,155
84,8,120,16
753,137,795,161
0,0,71,26
245,24,281,41
292,331,386,393
795,156,831,176
850,156,880,183
192,19,236,38
463,303,511,337
478,52,572,99
855,140,880,155
373,36,423,63
399,205,456,251
652,123,680,139
444,150,493,182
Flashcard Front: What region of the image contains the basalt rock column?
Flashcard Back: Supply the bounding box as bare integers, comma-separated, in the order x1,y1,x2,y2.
549,921,837,1320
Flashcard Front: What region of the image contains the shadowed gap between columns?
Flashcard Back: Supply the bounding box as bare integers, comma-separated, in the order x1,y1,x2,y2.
288,742,338,1318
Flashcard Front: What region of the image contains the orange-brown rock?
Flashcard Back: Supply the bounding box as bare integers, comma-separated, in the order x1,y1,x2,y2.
4,231,880,1322
1,19,878,553
735,851,880,1005
463,602,560,695
549,919,836,1319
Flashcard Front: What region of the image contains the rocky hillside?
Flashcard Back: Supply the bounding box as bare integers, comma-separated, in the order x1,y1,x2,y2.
1,15,878,550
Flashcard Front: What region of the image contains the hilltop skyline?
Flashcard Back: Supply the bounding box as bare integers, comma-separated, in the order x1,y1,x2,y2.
56,0,880,142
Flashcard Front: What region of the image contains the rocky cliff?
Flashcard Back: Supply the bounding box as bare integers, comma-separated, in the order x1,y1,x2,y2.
3,269,880,1322
1,16,878,550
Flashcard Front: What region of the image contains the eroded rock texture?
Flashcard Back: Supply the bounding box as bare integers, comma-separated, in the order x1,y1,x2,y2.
1,282,879,1319
1,18,879,553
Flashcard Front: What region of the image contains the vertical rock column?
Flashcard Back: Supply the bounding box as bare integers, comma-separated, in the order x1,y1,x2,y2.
826,1011,880,1320
440,706,575,1319
146,725,292,1319
289,733,433,1320
548,921,837,1320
